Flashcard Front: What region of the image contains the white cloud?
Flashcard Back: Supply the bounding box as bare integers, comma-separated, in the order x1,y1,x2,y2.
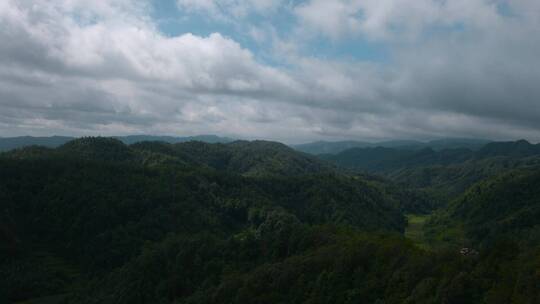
176,0,282,21
294,0,509,41
1,0,540,143
295,0,363,40
0,0,302,139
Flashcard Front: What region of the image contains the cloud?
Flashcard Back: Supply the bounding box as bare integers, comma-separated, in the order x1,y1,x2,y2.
0,0,303,139
295,0,363,40
176,0,283,21
0,0,539,143
294,0,516,41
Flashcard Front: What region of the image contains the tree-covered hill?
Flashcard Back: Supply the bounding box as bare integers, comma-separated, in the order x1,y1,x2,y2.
426,169,540,247
0,138,407,303
388,156,540,198
321,147,475,172
72,226,540,304
322,140,540,173
321,140,540,205
116,134,234,145
294,138,490,155
0,135,234,152
2,137,540,304
2,137,333,177
475,139,540,158
59,137,138,162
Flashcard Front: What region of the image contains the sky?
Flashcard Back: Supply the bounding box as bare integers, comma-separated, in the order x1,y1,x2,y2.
1,0,539,144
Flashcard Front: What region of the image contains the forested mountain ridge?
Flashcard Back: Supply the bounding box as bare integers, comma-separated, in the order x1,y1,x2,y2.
322,139,540,173
426,169,540,247
476,139,540,158
2,137,333,177
2,137,540,303
0,138,410,303
0,135,234,152
294,138,490,155
0,136,74,152
321,146,476,172
321,140,540,204
133,139,333,177
1,138,432,214
117,134,234,145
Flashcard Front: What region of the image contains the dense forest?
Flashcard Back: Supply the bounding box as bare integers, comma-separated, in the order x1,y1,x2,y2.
0,136,233,152
1,137,540,303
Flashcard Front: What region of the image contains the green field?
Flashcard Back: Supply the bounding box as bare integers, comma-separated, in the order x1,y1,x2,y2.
405,214,431,250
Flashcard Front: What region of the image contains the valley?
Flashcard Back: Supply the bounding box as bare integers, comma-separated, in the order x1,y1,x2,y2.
2,137,540,303
404,214,431,250
3,1,539,302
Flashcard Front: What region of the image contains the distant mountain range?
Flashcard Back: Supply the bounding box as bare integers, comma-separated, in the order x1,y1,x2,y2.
115,135,234,145
3,136,540,303
1,136,534,161
0,136,74,152
428,169,540,246
0,135,234,151
293,138,492,155
1,137,331,178
320,139,540,204
321,139,540,173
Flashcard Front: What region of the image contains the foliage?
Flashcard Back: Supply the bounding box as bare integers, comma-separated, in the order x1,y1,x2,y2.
426,169,540,248
322,140,540,207
0,139,402,302
2,138,540,303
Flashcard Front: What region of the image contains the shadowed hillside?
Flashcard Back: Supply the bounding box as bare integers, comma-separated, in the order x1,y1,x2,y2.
426,169,540,247
321,140,540,204
2,138,540,304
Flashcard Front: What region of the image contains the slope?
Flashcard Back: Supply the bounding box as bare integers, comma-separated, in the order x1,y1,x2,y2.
426,169,540,247
0,140,404,302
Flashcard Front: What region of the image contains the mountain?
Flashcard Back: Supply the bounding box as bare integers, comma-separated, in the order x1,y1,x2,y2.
1,156,535,304
59,137,137,162
0,137,407,303
0,136,492,154
321,139,540,173
294,138,490,155
3,137,332,177
387,155,540,199
0,136,73,151
2,137,540,303
426,138,491,151
0,135,234,152
293,141,374,155
321,146,475,173
292,140,426,155
133,139,333,177
115,134,234,145
319,140,540,205
426,169,540,247
475,139,540,158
